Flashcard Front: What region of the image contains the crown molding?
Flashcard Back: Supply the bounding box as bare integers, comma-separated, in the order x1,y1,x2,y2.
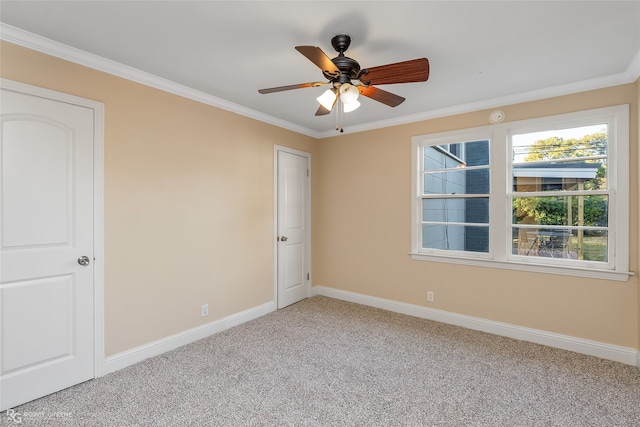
318,61,640,138
2,23,638,141
626,48,640,83
0,23,321,139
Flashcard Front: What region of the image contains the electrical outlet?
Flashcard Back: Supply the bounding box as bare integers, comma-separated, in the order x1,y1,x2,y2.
427,291,434,302
201,304,209,316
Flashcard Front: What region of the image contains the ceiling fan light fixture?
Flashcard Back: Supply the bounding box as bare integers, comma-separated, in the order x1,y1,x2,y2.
339,83,359,103
316,89,337,110
338,83,360,113
342,99,360,113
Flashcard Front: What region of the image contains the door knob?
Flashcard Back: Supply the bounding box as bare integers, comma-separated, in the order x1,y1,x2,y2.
78,256,91,266
280,236,288,242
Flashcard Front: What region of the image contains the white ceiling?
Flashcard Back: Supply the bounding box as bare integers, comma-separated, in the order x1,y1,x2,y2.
1,1,639,138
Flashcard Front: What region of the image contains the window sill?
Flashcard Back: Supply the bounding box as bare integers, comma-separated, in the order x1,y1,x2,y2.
409,253,633,282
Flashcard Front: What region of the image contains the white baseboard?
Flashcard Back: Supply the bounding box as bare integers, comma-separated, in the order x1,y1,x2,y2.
314,286,639,367
103,301,276,375
101,291,639,374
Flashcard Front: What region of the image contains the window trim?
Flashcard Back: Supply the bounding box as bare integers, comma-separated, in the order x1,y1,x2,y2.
410,105,631,282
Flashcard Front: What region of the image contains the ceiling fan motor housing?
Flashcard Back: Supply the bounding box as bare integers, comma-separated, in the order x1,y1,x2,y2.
324,34,362,84
329,56,361,83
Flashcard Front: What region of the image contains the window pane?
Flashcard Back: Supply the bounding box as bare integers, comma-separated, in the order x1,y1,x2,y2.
423,198,489,224
513,195,608,227
512,228,608,262
463,140,490,167
422,224,489,252
424,168,489,195
513,159,606,192
512,124,607,163
424,139,489,170
424,145,460,170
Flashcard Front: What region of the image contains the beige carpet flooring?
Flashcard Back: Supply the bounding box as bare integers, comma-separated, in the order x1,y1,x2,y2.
7,296,640,426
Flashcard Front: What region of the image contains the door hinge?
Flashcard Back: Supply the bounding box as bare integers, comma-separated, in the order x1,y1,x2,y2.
307,169,309,177
307,273,310,280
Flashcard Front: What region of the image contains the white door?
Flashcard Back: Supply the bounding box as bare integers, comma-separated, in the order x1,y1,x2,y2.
1,87,95,410
276,149,310,309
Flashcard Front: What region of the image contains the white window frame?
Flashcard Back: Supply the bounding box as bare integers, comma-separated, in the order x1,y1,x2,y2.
415,130,494,260
411,105,630,282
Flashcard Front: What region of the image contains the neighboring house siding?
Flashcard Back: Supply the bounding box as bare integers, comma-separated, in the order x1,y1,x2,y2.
464,140,490,252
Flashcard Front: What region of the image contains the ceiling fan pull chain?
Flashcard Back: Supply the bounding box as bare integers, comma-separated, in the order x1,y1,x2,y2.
336,96,344,133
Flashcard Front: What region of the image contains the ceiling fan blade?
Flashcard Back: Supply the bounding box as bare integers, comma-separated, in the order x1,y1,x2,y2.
295,46,341,77
258,82,327,94
358,86,405,107
361,58,429,85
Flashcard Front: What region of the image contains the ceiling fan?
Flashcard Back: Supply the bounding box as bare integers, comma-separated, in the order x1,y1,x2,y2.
258,34,429,125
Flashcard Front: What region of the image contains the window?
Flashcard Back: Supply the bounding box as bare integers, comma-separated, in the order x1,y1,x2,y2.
411,105,630,281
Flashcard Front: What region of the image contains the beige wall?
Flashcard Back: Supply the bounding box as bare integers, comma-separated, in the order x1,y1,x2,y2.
314,84,639,349
0,41,316,355
2,41,638,355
